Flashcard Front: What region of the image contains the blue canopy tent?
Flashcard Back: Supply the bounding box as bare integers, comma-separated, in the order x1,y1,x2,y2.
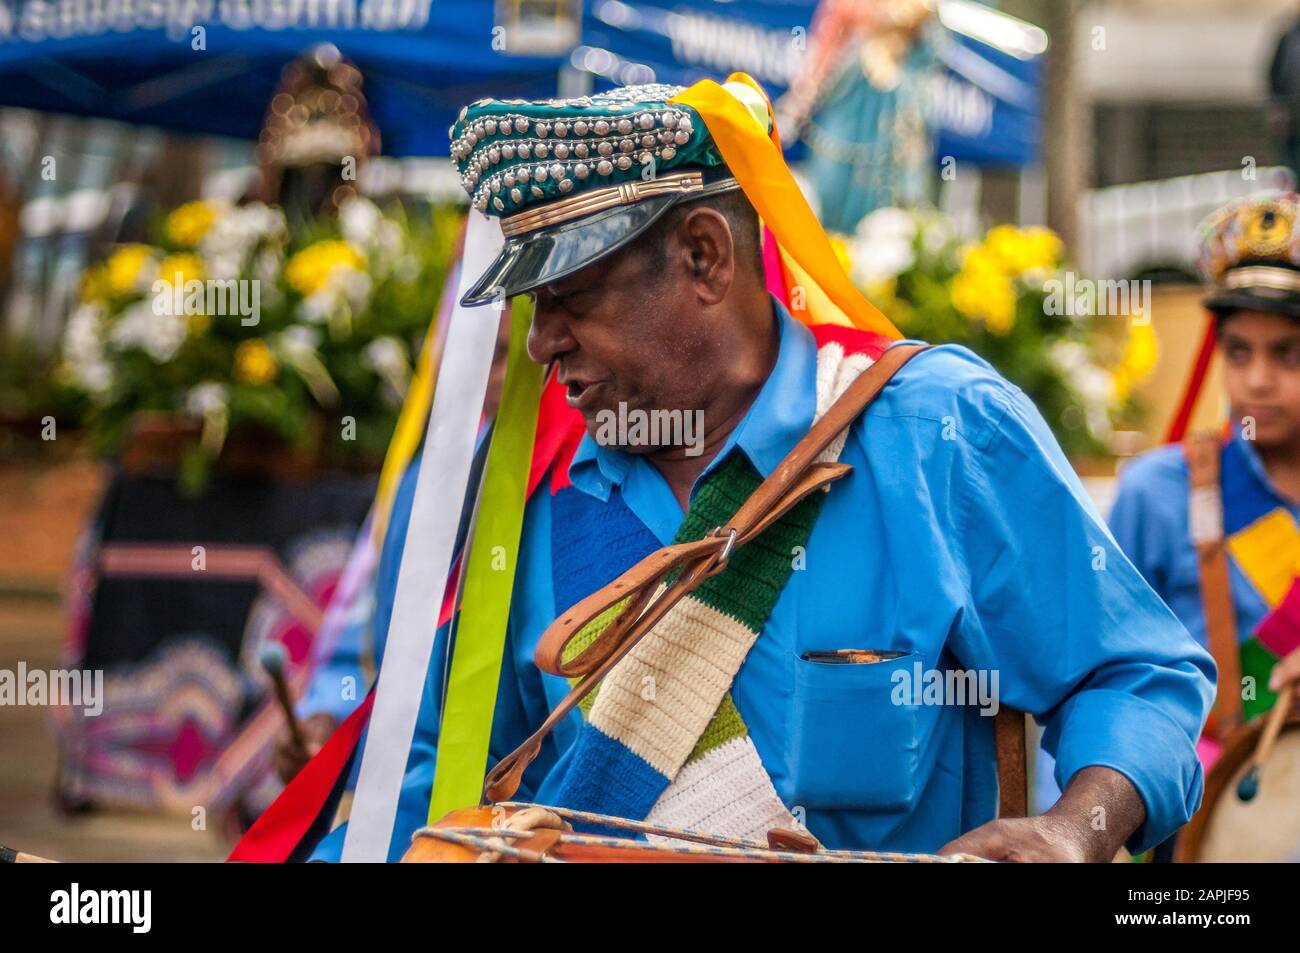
0,1,570,155
929,4,1044,167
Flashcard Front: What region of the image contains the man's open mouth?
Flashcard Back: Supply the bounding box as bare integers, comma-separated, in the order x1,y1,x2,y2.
561,376,603,410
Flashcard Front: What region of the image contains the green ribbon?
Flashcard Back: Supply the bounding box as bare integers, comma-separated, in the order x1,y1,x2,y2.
427,301,542,823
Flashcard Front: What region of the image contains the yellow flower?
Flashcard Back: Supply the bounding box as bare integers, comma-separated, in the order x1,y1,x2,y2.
1122,320,1158,380
234,339,279,385
952,246,1017,335
104,244,156,296
166,201,220,248
157,253,204,287
188,312,212,336
284,240,366,297
1112,320,1159,403
984,225,1063,278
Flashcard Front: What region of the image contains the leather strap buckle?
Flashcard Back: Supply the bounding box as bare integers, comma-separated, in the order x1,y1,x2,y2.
712,526,738,566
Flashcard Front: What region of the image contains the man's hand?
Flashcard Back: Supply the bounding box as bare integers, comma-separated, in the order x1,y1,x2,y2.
273,712,338,784
939,765,1145,862
1269,647,1300,711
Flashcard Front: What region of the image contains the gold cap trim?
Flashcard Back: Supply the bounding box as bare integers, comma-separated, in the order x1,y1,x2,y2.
500,172,732,238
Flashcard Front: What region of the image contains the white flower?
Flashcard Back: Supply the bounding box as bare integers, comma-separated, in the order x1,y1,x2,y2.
335,268,371,311
362,336,407,378
75,361,114,394
851,207,917,286
363,335,410,408
1050,340,1116,438
298,288,341,324
338,197,383,248
277,325,321,360
185,382,228,417
62,303,113,395
108,300,187,363
919,213,958,256
377,220,404,258
199,202,287,276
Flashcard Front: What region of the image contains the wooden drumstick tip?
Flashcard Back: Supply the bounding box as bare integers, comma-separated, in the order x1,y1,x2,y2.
259,642,305,750
1236,682,1295,802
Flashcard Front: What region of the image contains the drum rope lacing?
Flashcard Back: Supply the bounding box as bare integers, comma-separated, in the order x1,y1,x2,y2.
411,802,988,863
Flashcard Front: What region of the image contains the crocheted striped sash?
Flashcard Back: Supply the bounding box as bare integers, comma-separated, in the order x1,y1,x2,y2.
546,338,875,840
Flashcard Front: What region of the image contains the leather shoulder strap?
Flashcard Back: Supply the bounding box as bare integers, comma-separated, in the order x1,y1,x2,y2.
995,707,1028,818
1182,434,1243,732
484,344,928,802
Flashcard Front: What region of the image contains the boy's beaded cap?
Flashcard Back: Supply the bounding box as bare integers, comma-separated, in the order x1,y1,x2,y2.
450,83,724,219
1197,192,1300,318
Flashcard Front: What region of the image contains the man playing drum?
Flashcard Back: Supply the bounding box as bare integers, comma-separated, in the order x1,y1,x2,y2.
1110,193,1300,859
306,81,1213,863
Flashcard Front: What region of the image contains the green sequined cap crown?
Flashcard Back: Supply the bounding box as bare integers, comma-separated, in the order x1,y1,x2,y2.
449,84,725,217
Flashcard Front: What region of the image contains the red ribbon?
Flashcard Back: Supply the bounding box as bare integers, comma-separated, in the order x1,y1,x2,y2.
227,691,375,862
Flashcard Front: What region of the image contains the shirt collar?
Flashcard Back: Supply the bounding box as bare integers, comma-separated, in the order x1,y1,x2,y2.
568,296,818,500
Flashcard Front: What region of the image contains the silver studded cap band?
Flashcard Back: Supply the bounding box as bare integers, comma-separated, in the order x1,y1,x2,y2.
499,172,740,238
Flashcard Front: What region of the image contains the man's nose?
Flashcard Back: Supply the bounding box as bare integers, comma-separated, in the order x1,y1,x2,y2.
526,301,576,366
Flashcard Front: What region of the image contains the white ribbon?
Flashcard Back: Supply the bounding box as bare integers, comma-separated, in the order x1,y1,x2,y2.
341,210,505,862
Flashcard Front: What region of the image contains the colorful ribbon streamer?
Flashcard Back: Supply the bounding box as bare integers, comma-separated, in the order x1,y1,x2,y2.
427,301,543,822
670,74,900,340
341,210,506,862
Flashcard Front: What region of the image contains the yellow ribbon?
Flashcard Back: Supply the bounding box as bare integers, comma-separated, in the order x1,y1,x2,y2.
369,315,440,549
670,73,901,340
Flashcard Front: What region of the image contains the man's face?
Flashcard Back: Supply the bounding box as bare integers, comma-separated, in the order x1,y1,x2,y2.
1220,309,1300,448
523,227,721,451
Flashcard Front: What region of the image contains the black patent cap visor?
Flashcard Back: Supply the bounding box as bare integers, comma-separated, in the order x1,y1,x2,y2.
460,193,681,307
1204,287,1300,321
460,176,741,307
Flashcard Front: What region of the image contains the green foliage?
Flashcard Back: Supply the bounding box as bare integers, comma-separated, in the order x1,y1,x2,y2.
57,197,463,479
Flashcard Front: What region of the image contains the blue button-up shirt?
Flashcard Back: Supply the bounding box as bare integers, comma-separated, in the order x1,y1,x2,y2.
312,300,1213,861
1109,429,1299,649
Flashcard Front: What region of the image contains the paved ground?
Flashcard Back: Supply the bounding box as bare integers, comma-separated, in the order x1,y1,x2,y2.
0,454,226,862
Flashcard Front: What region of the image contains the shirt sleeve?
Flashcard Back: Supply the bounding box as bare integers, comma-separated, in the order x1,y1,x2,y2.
296,605,372,722
298,454,423,723
947,380,1214,854
1106,450,1187,602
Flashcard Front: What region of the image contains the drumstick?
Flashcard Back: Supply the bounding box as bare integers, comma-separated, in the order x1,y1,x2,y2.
259,642,306,751
1,845,56,863
1236,682,1295,802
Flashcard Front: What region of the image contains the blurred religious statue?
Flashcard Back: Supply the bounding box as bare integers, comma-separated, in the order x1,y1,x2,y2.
778,0,936,234
249,44,381,227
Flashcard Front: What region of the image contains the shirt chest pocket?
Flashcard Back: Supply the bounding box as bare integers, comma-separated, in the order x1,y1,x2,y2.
786,650,921,811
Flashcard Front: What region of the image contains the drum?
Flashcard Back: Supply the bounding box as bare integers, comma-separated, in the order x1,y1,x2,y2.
404,803,988,864
1175,711,1300,862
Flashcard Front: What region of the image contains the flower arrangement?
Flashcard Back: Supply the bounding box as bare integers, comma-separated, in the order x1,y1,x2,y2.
60,196,460,488
847,208,1155,456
